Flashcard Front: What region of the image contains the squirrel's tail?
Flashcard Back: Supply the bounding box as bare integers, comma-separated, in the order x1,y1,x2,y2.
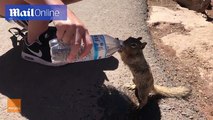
153,85,191,97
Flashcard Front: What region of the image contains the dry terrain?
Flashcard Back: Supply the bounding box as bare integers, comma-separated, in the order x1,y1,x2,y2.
0,0,212,120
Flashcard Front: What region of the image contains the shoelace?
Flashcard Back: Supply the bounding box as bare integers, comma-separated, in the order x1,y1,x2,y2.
8,27,27,47
8,27,43,46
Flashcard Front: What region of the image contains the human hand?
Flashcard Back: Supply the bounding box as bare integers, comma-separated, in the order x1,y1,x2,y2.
53,11,92,63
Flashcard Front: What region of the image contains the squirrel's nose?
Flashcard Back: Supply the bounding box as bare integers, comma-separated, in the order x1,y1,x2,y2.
118,45,124,53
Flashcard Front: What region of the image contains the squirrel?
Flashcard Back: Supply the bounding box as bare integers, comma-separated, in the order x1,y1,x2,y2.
118,37,191,109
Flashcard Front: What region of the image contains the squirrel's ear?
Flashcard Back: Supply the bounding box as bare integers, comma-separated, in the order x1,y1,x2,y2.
137,37,142,41
140,42,147,49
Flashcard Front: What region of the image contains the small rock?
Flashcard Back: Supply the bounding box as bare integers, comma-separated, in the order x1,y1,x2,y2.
211,111,213,116
160,104,174,110
189,115,194,119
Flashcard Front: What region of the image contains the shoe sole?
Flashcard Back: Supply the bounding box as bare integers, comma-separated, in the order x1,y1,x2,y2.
21,52,67,67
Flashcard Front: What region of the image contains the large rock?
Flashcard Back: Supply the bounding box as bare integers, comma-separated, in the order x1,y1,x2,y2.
174,0,211,12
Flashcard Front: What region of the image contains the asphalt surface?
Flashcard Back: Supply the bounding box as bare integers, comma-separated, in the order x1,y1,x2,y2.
0,0,207,120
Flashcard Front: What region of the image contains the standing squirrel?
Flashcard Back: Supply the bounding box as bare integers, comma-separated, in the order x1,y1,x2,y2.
118,37,191,109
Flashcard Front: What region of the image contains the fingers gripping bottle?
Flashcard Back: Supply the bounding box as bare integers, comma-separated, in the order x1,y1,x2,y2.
49,35,123,64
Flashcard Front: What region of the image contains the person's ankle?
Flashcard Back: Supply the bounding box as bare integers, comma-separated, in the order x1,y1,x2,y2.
27,27,48,45
26,38,36,45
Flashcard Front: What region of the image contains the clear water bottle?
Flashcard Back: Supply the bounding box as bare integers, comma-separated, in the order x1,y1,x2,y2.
49,34,123,64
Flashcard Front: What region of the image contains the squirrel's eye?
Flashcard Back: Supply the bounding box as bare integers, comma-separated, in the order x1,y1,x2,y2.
130,43,138,48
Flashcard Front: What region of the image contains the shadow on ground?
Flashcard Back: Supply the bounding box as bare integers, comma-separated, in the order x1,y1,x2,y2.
98,86,161,120
0,45,161,120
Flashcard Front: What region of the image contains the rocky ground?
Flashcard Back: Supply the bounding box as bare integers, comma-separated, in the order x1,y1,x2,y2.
148,0,213,119
0,0,212,120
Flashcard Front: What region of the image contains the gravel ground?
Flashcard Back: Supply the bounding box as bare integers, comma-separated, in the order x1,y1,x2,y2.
148,0,213,120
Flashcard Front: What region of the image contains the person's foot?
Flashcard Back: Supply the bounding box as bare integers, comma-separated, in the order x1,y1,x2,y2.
21,27,67,66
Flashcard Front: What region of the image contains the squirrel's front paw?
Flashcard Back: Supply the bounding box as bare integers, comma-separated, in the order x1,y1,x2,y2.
123,83,136,90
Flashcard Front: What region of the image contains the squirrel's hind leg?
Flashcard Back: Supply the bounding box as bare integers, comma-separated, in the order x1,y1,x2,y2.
135,88,149,109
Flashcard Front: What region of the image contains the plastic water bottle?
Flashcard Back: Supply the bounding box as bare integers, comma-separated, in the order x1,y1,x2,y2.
49,34,123,63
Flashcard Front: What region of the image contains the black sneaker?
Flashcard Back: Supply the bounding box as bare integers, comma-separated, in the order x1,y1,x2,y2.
21,27,67,66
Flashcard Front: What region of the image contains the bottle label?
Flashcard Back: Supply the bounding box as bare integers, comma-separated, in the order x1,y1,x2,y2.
74,35,107,62
91,35,107,60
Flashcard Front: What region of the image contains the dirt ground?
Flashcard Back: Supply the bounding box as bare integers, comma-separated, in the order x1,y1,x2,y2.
0,0,212,120
148,0,213,119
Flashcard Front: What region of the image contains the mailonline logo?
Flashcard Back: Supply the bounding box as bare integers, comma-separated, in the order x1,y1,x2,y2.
9,8,35,17
5,5,67,21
